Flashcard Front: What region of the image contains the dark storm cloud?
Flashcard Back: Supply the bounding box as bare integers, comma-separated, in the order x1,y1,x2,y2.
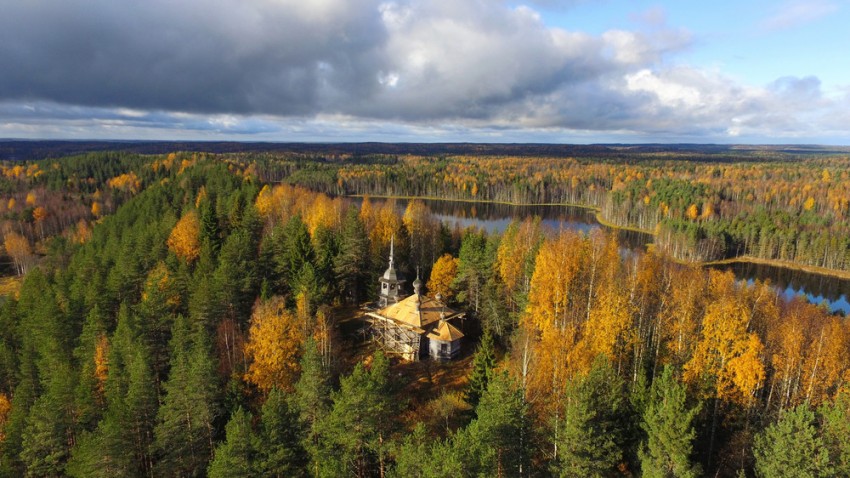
0,0,690,121
0,0,388,115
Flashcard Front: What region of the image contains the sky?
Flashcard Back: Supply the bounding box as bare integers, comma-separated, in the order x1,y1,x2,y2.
1,0,849,144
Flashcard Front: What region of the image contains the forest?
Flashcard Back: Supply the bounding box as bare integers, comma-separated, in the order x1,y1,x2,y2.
253,150,850,272
0,149,848,477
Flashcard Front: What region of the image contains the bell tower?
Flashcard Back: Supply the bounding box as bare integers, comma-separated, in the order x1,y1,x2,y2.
378,235,405,307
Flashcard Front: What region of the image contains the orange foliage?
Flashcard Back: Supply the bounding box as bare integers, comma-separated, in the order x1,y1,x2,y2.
91,201,102,217
4,232,33,275
195,186,207,208
683,272,765,406
255,185,274,220
94,334,109,393
72,220,92,244
0,393,10,443
686,203,699,220
524,231,585,332
427,254,459,299
167,210,201,263
244,296,305,393
107,172,142,193
803,197,815,211
496,218,542,307
32,206,47,223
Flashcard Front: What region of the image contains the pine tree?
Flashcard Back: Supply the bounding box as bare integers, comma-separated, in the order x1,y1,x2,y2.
207,407,259,478
319,352,394,477
469,371,531,477
259,388,306,477
152,316,221,477
820,392,850,477
638,367,701,478
555,356,632,478
753,404,831,478
67,312,159,477
391,423,431,478
455,229,492,315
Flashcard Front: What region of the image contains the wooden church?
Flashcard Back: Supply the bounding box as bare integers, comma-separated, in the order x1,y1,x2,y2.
365,238,465,361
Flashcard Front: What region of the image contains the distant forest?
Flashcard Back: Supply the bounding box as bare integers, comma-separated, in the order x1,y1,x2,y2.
0,148,848,477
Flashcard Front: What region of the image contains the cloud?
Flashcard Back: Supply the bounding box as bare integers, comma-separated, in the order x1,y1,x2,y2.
0,0,847,143
759,0,839,32
0,0,688,118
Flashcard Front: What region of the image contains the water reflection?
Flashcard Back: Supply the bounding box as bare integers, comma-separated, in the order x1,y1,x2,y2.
354,197,848,315
714,262,850,315
359,197,652,251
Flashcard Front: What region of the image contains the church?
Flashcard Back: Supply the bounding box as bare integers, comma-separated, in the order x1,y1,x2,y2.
365,239,465,361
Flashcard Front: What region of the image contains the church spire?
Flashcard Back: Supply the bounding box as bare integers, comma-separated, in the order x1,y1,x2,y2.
413,266,422,296
378,234,405,308
388,234,394,270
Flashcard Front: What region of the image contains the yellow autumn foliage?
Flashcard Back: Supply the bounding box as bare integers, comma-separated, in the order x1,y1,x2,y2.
244,296,305,393
167,211,201,263
107,172,142,193
427,254,459,299
0,393,10,443
94,334,109,393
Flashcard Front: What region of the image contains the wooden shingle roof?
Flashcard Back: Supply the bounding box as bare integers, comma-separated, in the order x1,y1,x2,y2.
375,293,462,330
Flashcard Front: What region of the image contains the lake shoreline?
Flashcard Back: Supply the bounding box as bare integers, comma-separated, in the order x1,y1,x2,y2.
352,193,850,282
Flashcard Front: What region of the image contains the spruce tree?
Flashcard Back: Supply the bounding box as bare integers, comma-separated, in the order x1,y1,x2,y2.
638,367,701,478
293,339,330,476
20,360,76,477
465,331,496,412
312,224,338,295
207,407,259,478
333,208,369,304
67,312,158,477
213,228,260,323
391,423,431,478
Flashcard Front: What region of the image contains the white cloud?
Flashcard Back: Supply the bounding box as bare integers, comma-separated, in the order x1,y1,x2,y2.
759,0,839,32
625,69,703,107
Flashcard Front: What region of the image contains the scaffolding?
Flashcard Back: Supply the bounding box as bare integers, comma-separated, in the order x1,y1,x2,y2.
365,312,423,361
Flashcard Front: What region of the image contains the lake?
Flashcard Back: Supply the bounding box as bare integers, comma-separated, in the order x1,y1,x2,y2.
358,197,850,315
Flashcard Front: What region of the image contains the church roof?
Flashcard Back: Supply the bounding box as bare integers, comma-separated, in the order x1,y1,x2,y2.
427,320,465,342
374,293,463,330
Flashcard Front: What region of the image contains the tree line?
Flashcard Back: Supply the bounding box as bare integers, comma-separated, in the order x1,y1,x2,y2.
245,151,850,272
